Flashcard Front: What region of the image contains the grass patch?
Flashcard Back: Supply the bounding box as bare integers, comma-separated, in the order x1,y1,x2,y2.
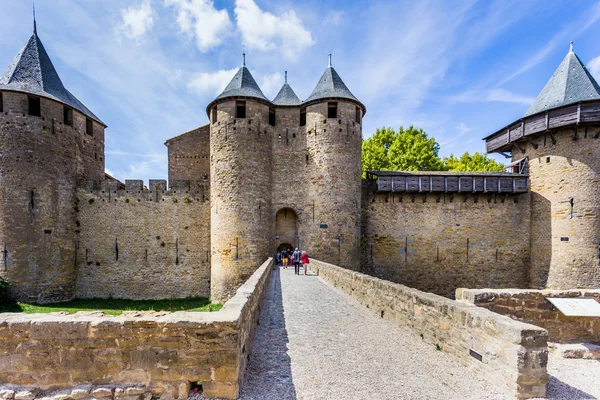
0,297,222,316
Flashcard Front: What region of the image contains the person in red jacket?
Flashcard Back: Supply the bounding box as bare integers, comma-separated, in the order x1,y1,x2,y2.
301,251,309,275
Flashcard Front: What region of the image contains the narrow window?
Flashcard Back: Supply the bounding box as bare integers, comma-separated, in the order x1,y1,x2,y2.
328,102,337,118
28,96,41,117
546,157,550,163
86,118,93,136
0,92,3,113
355,106,361,124
300,108,306,126
269,108,276,126
63,106,73,126
211,107,217,123
235,101,246,118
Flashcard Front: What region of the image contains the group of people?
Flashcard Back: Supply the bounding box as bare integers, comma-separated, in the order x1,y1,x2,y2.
277,248,310,275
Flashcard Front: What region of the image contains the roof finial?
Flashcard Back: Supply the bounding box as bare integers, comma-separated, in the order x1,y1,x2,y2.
33,3,37,35
570,41,573,53
285,71,287,83
242,52,246,66
328,53,332,67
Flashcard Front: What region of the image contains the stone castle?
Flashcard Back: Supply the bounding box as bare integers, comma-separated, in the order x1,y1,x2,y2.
1,25,599,305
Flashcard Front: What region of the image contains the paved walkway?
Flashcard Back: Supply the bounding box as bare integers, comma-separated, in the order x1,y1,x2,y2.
240,267,505,399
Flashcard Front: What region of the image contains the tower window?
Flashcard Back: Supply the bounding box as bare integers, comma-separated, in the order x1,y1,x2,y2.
28,96,41,117
63,106,73,126
328,102,337,118
211,107,217,123
86,118,93,136
269,108,276,126
0,92,3,113
355,106,361,124
236,101,246,118
300,108,306,126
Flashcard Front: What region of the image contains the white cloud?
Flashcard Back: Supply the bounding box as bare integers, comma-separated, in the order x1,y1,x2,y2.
451,89,534,105
187,68,238,96
324,10,345,26
165,0,232,52
120,0,155,39
588,55,600,81
440,122,472,146
259,72,282,99
234,0,314,60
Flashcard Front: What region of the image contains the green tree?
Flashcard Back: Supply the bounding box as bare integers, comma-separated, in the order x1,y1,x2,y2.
443,152,505,172
362,126,444,175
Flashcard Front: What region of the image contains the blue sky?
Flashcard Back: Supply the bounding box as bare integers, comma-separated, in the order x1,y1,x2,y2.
2,0,600,182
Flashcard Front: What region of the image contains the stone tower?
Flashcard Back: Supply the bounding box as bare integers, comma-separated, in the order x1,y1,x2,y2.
207,56,365,302
207,58,273,303
0,24,105,302
484,43,600,289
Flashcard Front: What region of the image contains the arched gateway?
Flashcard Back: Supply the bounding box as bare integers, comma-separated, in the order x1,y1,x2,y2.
275,208,298,253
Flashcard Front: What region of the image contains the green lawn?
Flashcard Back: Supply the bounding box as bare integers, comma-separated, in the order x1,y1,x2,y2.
0,297,222,315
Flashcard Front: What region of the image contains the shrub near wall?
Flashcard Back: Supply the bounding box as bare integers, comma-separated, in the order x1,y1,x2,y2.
309,260,549,399
0,259,272,399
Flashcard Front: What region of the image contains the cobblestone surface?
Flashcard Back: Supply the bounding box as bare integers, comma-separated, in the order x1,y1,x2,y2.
240,267,505,399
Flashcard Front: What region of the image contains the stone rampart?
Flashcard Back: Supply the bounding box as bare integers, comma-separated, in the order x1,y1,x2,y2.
361,180,530,297
0,259,272,399
309,259,548,399
457,288,600,343
75,187,211,300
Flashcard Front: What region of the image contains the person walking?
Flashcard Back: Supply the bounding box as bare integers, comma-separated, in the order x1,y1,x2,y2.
301,251,309,275
292,248,301,275
281,248,288,269
276,251,281,267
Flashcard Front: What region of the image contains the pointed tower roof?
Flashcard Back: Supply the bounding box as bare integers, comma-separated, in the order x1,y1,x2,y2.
0,28,104,125
524,42,600,117
272,71,301,106
212,54,268,104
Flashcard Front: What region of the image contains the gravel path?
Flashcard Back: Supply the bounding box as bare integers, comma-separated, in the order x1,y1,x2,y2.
544,348,600,399
240,267,505,400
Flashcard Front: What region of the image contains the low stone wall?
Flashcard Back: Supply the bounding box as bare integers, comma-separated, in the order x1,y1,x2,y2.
309,260,548,399
457,289,600,343
0,258,273,400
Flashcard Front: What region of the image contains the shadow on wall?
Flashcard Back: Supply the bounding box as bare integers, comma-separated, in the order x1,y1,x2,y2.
239,267,297,399
530,192,552,288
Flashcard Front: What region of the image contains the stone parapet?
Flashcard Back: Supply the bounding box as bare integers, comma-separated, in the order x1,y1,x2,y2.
457,288,600,343
0,258,272,399
309,260,548,399
80,180,210,203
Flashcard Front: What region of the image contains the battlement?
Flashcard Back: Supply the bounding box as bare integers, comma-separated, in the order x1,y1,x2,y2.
79,178,210,202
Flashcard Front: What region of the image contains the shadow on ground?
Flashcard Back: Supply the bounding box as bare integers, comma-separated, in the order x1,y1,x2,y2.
547,375,596,399
239,267,297,399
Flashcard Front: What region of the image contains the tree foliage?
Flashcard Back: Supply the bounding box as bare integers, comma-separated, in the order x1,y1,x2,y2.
362,126,505,174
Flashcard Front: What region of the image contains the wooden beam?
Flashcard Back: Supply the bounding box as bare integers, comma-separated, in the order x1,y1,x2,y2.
526,137,538,149
548,132,556,144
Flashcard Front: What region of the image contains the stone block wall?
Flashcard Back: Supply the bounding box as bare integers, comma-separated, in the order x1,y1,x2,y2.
309,259,548,399
0,259,272,400
457,288,600,343
165,125,210,184
361,181,530,297
75,185,211,300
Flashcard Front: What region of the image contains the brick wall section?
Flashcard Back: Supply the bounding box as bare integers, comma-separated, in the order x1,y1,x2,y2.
75,186,211,300
361,180,530,297
210,101,273,303
521,125,600,288
165,125,210,184
457,288,600,343
309,259,548,399
0,91,104,303
0,259,272,400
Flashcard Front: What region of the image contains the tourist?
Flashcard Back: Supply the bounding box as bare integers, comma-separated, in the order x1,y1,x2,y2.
292,248,301,275
276,251,281,267
301,251,309,275
281,248,288,269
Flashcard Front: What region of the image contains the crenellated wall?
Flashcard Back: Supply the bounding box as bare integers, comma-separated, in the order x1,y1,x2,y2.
75,179,211,300
361,180,531,298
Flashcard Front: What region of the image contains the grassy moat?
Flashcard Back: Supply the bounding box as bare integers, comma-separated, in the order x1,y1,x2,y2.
0,297,222,315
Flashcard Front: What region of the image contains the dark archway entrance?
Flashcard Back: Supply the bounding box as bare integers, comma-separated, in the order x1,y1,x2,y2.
275,208,298,253
277,243,293,253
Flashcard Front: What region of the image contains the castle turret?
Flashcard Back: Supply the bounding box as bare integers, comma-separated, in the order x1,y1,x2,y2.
484,43,600,289
207,56,273,303
303,56,365,270
0,23,106,302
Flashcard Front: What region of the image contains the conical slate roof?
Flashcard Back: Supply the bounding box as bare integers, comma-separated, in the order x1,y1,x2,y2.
524,46,600,117
272,74,301,106
0,29,104,125
305,66,360,105
213,66,268,103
